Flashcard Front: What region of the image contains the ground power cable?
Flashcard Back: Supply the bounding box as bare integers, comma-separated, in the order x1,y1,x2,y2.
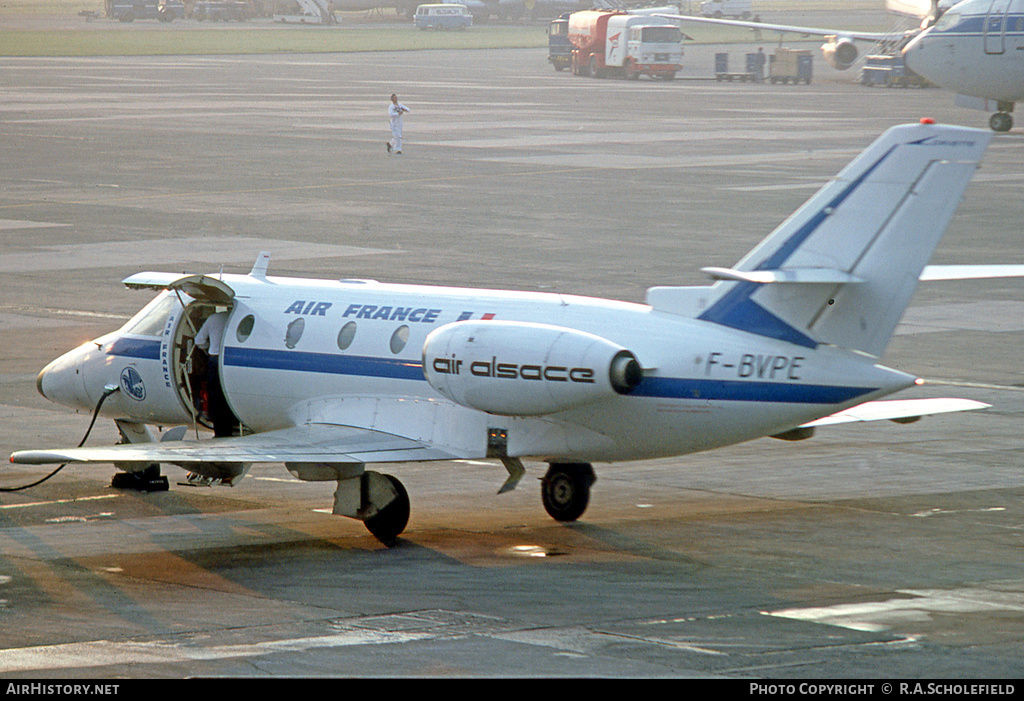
2,384,120,493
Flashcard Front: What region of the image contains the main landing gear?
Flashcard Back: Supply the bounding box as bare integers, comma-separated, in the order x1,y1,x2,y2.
362,473,410,547
351,462,596,546
332,470,411,547
541,462,596,522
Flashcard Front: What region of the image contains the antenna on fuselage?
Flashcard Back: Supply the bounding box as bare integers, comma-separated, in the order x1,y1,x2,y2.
250,252,271,280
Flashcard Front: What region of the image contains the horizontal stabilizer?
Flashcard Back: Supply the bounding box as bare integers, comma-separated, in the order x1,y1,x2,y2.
702,267,865,285
920,265,1024,281
802,397,990,427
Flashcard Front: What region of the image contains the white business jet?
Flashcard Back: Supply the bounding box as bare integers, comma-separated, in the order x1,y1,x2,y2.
902,0,1024,131
9,122,1019,546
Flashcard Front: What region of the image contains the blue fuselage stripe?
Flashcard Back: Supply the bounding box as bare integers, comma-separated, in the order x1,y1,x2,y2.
633,376,874,404
220,347,873,406
223,346,424,381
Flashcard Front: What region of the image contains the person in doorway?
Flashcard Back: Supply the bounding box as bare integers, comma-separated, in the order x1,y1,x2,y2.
194,310,233,438
387,93,410,155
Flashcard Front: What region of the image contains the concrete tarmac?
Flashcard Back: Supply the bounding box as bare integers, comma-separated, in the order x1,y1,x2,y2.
1,34,1023,678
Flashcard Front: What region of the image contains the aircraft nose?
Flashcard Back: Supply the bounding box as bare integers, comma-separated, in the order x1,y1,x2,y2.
900,31,926,72
36,366,47,400
35,343,98,411
905,34,921,69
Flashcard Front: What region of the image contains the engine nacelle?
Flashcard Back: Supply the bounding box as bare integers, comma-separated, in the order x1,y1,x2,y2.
821,36,858,70
423,321,641,416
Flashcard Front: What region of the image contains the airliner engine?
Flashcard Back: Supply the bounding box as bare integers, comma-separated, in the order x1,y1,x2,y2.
821,36,859,70
422,321,641,416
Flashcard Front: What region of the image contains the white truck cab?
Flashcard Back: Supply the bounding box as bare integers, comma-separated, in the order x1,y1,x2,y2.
605,14,683,80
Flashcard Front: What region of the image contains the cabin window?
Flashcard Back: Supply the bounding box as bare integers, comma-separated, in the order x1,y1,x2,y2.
236,314,255,343
337,321,357,350
285,318,305,349
389,325,410,354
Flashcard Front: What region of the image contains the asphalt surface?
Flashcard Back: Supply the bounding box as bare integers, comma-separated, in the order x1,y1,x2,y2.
1,21,1023,679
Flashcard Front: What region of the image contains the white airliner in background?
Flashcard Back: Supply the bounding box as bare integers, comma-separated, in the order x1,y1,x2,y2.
903,0,1024,131
9,122,1021,545
659,0,950,72
660,0,1024,131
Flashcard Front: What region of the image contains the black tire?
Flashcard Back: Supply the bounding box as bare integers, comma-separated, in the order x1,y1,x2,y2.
623,58,637,80
990,112,1013,132
541,463,595,522
364,474,410,546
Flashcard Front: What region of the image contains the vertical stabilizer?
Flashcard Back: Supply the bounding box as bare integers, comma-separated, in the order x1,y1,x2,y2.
658,122,991,357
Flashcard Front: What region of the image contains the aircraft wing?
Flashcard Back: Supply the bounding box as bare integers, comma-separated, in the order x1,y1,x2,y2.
801,397,990,428
654,13,894,42
9,422,464,467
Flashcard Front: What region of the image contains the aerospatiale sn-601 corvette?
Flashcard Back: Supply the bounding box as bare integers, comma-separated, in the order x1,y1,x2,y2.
9,122,1024,545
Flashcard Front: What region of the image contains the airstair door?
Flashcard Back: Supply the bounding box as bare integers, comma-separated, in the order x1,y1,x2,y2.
984,0,1011,54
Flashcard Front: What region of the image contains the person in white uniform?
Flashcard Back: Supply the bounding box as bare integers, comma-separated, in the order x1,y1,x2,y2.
387,93,410,155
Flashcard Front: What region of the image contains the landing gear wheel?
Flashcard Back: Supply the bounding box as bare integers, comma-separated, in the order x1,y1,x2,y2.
541,462,595,522
363,474,410,547
990,112,1013,132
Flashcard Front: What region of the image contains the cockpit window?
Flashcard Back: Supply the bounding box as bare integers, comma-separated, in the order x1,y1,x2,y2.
933,12,961,31
122,292,181,337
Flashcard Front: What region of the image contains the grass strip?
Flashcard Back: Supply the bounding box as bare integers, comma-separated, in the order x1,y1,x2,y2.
0,25,554,56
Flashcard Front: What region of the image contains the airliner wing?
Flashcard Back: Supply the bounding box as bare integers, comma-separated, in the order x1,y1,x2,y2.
802,397,990,428
9,422,464,467
654,13,894,42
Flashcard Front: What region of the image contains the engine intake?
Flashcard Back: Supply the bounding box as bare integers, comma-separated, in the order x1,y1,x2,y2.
423,321,641,416
821,36,858,70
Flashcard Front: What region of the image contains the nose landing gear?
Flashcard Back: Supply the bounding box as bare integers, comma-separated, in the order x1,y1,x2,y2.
990,111,1013,132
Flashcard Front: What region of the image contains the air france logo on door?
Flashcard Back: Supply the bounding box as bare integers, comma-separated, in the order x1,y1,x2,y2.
120,367,146,401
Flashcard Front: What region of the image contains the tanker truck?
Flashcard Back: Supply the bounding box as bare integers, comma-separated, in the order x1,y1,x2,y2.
568,10,683,80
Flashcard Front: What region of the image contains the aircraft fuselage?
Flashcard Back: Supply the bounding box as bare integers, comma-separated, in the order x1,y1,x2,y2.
37,273,915,465
903,0,1024,103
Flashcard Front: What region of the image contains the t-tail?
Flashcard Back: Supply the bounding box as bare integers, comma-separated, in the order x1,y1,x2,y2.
648,121,992,357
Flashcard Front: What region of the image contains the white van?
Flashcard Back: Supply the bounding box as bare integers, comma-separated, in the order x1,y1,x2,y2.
414,4,472,30
700,0,752,18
